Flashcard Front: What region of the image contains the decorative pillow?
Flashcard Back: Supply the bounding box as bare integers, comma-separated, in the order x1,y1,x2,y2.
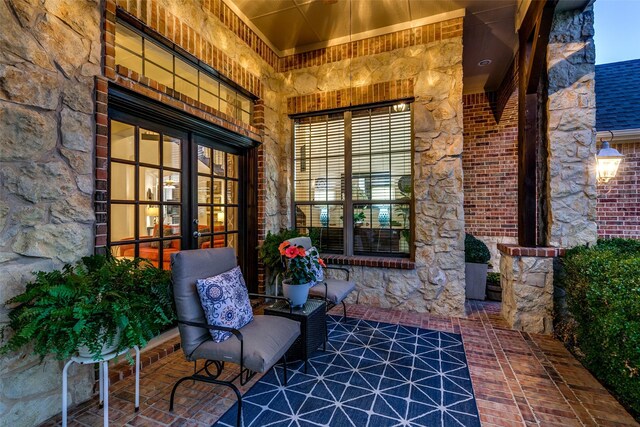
307,246,324,283
149,226,174,248
196,266,254,342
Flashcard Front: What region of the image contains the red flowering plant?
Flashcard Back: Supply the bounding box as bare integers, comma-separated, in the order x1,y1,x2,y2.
278,241,326,285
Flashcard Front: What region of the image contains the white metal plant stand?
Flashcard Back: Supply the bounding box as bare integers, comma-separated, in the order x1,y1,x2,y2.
61,346,140,427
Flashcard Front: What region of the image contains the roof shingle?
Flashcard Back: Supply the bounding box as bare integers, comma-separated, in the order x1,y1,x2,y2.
596,59,640,131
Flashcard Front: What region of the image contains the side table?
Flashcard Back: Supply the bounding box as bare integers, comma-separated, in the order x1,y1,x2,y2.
265,299,326,373
62,346,140,427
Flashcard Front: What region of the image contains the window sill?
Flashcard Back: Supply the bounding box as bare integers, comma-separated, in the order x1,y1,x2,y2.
321,254,415,270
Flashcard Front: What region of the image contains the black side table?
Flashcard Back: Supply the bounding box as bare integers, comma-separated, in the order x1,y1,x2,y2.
264,299,326,373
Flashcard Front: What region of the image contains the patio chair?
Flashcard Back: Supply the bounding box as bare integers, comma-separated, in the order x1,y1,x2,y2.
169,248,300,427
285,236,357,320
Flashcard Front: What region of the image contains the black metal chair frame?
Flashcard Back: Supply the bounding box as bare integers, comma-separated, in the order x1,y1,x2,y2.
169,294,293,427
313,266,352,321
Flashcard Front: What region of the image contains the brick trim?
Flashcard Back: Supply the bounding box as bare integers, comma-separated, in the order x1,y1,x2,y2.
497,244,565,257
286,79,414,115
279,18,463,72
322,254,415,270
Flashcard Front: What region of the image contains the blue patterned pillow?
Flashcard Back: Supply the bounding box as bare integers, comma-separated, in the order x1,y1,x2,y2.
308,246,324,283
196,266,254,343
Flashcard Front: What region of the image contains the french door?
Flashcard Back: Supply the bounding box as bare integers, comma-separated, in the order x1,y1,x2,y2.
107,110,254,285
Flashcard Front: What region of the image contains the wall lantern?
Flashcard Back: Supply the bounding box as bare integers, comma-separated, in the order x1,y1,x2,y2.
595,131,624,184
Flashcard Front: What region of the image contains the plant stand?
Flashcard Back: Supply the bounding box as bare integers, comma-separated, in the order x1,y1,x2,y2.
62,346,140,427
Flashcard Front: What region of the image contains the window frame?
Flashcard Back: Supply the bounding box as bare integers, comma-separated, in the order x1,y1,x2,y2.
114,16,254,124
291,101,415,259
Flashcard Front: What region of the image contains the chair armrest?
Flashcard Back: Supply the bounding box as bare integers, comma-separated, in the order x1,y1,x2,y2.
248,293,293,313
177,319,243,341
325,266,350,280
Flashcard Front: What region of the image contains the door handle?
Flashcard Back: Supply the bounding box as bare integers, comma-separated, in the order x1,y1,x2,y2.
193,231,201,238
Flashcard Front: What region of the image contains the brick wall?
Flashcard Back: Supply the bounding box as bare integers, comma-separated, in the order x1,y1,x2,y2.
462,91,518,238
597,141,640,239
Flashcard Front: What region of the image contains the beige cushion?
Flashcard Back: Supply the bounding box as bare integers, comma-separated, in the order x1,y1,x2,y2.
309,278,356,304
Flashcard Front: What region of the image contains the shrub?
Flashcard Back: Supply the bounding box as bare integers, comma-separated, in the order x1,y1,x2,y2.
465,233,490,264
258,229,303,286
0,254,175,361
561,238,640,416
486,272,501,287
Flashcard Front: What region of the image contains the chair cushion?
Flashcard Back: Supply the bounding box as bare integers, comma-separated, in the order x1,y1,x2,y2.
309,278,356,304
190,315,301,373
307,246,324,282
196,266,254,343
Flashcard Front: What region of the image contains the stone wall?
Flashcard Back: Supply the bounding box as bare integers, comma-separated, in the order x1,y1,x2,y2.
500,251,554,334
282,28,467,316
546,4,597,248
0,0,101,424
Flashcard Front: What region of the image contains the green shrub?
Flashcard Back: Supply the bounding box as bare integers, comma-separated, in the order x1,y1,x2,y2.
486,272,501,287
465,233,490,264
0,255,175,361
258,229,303,286
561,238,640,416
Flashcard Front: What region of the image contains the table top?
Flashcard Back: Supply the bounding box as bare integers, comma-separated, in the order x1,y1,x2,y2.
266,298,325,316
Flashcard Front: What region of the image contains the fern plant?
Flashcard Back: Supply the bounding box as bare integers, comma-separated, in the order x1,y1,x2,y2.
258,229,302,287
0,254,175,361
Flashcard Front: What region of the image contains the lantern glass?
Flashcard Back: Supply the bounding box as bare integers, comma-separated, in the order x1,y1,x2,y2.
596,157,622,183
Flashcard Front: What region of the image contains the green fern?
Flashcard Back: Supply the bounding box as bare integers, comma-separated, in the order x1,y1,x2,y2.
0,254,175,362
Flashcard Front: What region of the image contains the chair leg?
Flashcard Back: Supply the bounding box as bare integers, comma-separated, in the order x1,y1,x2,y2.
170,374,243,427
342,301,348,322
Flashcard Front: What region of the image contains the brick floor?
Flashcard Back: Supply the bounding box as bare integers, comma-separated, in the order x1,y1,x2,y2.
40,301,638,426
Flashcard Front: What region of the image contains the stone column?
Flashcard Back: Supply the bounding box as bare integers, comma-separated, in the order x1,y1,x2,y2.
499,244,564,334
546,4,597,248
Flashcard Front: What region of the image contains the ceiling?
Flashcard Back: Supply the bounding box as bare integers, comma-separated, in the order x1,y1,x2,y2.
226,0,520,93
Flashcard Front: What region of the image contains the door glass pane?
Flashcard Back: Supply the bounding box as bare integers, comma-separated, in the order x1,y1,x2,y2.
213,206,225,228
213,151,225,176
213,179,224,204
111,163,135,200
226,180,237,204
163,136,181,168
140,167,160,202
197,175,211,203
198,206,210,228
111,121,135,161
197,146,211,174
163,171,180,202
227,154,238,178
164,205,181,235
140,129,160,165
139,205,155,239
110,204,135,242
226,207,238,232
227,232,238,254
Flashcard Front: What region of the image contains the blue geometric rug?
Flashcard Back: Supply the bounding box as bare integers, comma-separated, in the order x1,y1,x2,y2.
215,316,480,426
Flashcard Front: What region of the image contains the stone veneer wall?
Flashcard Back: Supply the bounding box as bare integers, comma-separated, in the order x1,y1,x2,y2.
0,0,101,424
546,4,597,248
282,22,467,316
462,91,518,269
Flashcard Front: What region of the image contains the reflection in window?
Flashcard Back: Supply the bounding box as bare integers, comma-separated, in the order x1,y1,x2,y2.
293,105,412,257
114,21,252,125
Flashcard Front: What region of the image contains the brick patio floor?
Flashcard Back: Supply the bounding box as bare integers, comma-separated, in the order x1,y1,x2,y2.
41,301,638,426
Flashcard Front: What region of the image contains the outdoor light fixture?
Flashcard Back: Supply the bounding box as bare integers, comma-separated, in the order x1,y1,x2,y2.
595,131,624,184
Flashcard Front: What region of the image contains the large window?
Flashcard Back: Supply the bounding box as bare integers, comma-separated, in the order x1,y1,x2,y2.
293,104,412,257
115,22,252,125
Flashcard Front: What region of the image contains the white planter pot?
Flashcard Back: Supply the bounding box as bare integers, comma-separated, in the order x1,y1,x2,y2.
282,279,312,307
465,262,488,300
77,327,122,359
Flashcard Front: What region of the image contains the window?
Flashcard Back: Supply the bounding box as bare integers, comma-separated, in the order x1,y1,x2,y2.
293,104,412,257
115,22,252,125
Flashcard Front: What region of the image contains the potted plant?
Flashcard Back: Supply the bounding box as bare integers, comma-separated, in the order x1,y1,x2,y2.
278,240,325,307
486,272,502,301
0,254,175,361
464,233,491,300
258,229,303,292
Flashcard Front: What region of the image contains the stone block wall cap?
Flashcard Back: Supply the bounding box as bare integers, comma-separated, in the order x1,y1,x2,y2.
497,244,566,258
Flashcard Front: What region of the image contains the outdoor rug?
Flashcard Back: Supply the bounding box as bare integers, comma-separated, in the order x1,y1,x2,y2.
216,316,480,426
